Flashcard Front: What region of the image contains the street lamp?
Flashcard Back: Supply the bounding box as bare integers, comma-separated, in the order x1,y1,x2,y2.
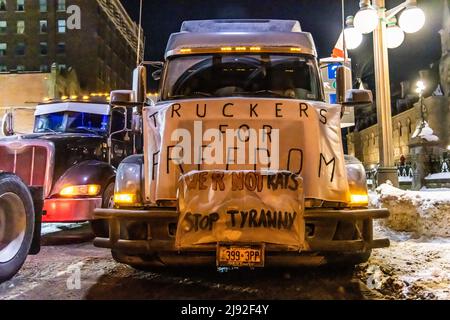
349,0,425,186
344,16,363,50
386,18,405,49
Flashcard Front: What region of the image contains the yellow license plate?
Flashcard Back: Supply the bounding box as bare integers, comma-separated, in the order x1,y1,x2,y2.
217,245,264,267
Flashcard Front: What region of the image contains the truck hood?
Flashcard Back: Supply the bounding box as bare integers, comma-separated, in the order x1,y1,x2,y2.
0,132,106,192
143,97,351,204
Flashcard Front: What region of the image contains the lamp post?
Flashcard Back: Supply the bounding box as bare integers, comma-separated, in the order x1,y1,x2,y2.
347,0,426,186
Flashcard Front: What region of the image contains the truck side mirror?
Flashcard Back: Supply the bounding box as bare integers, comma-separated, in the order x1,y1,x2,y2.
1,111,14,136
110,90,135,107
336,65,352,104
152,69,162,81
133,66,147,104
343,89,373,106
131,111,143,134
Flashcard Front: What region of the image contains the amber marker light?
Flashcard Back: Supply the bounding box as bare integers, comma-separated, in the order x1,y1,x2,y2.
113,193,136,204
60,184,101,197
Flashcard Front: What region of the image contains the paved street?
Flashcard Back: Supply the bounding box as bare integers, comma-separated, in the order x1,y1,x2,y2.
1,223,448,300
0,224,376,300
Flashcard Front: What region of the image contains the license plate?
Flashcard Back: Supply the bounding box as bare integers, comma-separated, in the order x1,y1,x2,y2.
217,244,264,267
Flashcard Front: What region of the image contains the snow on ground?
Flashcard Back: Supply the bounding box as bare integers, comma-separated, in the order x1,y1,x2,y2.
360,187,450,299
370,183,450,237
41,223,88,235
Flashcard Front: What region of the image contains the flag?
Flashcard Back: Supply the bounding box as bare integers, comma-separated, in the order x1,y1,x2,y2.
332,31,346,59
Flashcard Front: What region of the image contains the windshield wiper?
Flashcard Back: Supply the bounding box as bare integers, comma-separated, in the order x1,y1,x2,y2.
234,90,290,98
39,128,57,134
73,128,99,135
169,92,213,99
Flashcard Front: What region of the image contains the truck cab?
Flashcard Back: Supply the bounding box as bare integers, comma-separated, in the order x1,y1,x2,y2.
0,100,141,223
94,19,390,269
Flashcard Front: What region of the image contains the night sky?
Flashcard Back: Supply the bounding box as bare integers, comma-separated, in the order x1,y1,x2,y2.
120,0,444,93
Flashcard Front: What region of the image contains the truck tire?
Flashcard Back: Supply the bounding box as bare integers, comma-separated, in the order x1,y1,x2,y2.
0,173,35,283
90,182,114,238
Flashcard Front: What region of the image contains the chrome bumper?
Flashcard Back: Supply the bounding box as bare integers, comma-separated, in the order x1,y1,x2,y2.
93,207,390,255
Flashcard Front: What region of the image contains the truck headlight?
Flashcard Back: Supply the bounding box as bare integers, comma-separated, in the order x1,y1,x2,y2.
350,194,369,206
60,184,101,197
114,156,143,206
345,155,369,207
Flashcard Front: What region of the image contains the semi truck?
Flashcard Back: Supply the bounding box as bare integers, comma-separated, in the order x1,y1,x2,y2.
93,19,390,269
0,98,141,282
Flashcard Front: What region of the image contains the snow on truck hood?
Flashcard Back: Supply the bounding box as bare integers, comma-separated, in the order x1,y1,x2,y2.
143,98,351,204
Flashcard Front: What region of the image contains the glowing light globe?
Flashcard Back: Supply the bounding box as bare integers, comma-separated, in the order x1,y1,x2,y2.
354,7,379,34
399,7,425,33
386,25,405,49
344,27,363,50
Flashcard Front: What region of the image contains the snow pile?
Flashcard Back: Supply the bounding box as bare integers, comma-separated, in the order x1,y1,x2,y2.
411,121,439,142
372,184,450,237
425,172,450,180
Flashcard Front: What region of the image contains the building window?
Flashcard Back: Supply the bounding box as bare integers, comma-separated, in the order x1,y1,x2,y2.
0,65,7,72
0,1,6,11
57,0,66,11
57,20,66,33
0,21,6,33
39,0,47,12
16,0,24,11
17,21,25,34
16,65,25,72
57,42,66,54
40,42,48,55
40,20,48,33
58,64,67,72
0,43,7,56
40,65,49,72
15,42,25,55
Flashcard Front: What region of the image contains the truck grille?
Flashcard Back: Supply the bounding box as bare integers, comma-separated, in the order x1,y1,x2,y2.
0,140,54,197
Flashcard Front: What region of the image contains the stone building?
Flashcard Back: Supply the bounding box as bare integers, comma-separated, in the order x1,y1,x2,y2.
0,0,143,135
0,63,80,134
0,0,143,94
347,0,450,171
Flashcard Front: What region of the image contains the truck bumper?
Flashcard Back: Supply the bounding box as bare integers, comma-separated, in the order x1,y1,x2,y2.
42,197,102,222
93,207,390,267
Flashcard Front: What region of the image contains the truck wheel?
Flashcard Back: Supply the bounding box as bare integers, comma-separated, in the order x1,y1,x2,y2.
0,174,35,283
90,182,114,238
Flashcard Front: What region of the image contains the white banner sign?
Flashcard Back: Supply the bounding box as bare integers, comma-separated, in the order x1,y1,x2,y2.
143,98,350,204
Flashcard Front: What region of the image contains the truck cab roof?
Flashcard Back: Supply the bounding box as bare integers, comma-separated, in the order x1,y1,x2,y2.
165,19,317,58
35,102,110,116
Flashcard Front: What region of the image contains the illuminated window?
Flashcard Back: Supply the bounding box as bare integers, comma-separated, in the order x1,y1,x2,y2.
0,43,6,56
57,0,66,11
17,21,25,34
0,65,7,72
40,0,47,12
16,65,25,72
40,65,49,72
0,1,6,11
40,20,48,33
17,0,24,11
0,21,6,33
57,20,66,33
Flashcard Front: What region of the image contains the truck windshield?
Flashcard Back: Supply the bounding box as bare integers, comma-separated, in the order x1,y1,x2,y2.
34,112,109,135
162,54,322,101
